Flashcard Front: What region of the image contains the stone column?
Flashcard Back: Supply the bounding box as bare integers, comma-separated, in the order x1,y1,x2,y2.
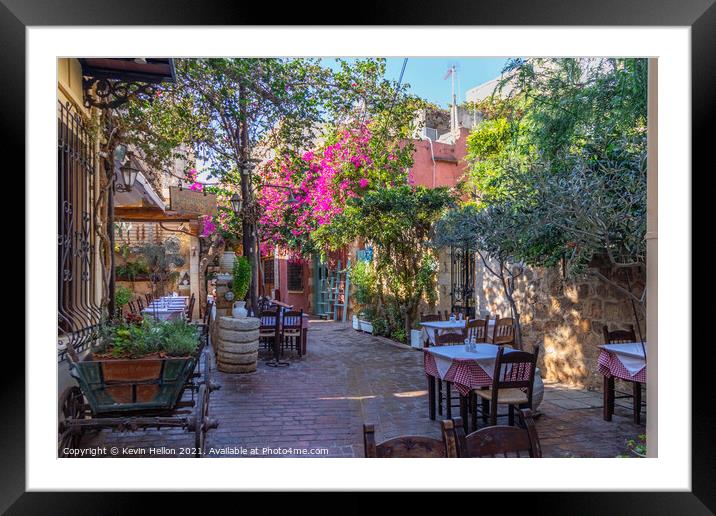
189,233,200,320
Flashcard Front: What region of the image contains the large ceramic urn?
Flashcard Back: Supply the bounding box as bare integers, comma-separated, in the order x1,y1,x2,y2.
219,250,237,274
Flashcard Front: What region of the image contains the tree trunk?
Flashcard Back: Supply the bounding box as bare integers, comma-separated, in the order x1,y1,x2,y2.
238,82,258,315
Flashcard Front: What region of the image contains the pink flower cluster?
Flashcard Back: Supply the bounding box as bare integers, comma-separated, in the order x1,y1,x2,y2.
186,169,203,192
254,122,406,256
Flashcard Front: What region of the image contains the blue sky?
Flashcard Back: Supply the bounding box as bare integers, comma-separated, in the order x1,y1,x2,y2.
321,57,510,108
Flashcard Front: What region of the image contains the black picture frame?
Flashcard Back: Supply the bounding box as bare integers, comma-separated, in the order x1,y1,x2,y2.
6,0,711,511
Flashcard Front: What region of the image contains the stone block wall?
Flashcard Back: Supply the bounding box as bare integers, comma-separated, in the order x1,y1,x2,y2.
475,260,646,389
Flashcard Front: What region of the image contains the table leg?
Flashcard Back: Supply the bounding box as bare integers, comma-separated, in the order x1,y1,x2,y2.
633,381,642,425
302,328,307,355
603,376,614,421
427,374,436,420
460,395,468,433
446,382,452,419
470,392,477,433
437,380,443,417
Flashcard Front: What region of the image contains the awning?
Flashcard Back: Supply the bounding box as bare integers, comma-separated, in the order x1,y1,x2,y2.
78,58,175,83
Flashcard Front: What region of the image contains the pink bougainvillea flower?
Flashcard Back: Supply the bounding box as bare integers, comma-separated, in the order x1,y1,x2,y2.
301,151,314,162
359,178,369,188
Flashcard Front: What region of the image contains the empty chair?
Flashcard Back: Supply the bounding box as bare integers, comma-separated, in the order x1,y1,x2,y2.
280,309,304,357
145,292,153,304
185,293,196,321
259,307,280,351
472,345,539,429
452,409,542,458
420,313,442,322
602,324,644,424
363,420,458,458
127,300,137,315
191,299,213,353
136,297,144,310
465,317,490,343
492,317,516,347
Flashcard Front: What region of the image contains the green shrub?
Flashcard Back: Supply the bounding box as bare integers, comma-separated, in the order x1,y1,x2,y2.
115,286,133,310
232,256,252,301
98,317,199,358
349,260,376,307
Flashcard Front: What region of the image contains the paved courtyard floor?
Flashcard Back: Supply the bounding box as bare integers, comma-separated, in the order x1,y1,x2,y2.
81,320,644,458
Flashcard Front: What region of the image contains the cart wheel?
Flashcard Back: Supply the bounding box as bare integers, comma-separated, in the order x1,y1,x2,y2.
58,386,84,457
194,383,209,457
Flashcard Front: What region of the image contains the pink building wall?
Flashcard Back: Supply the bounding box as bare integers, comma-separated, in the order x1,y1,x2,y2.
409,128,470,189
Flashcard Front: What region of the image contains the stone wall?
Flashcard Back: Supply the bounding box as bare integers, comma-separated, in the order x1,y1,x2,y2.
475,259,646,389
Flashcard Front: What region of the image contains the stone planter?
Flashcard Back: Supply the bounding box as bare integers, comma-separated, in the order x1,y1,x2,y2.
532,367,544,411
359,320,373,334
217,316,259,373
352,314,360,331
410,329,423,349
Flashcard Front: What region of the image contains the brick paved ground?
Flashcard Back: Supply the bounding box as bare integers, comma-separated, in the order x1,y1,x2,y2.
80,320,644,458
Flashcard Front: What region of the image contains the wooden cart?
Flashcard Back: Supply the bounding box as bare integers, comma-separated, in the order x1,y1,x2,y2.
58,344,219,458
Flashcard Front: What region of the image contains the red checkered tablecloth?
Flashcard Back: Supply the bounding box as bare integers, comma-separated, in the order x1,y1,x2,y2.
424,350,493,396
598,350,646,383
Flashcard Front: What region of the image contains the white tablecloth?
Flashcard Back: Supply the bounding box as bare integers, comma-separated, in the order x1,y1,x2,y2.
142,308,183,321
598,342,647,377
426,343,513,379
419,319,496,346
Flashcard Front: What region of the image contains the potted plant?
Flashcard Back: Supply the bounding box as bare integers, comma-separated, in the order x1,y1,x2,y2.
349,260,376,333
410,321,423,349
114,285,133,319
231,256,252,318
71,317,202,408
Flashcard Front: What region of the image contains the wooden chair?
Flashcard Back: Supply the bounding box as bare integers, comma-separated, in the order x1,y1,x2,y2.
452,409,542,458
191,300,213,353
363,420,459,458
185,293,196,321
259,308,280,351
602,325,644,424
136,297,145,310
127,300,137,314
434,332,467,420
281,309,304,358
492,317,516,347
145,292,153,304
472,346,538,429
419,313,442,323
465,317,490,343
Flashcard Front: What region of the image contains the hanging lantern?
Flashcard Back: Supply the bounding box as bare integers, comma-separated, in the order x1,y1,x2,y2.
231,193,242,214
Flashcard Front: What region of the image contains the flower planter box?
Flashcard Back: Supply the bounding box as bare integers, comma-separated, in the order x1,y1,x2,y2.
358,319,373,334
410,329,423,349
71,354,197,414
352,314,360,330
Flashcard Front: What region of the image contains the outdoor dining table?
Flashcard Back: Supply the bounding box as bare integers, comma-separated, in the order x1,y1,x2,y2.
424,343,516,420
261,309,310,355
143,297,186,321
597,342,647,421
141,307,184,321
419,319,496,346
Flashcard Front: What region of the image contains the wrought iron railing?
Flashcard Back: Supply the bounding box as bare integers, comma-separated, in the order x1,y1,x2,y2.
450,244,476,318
57,101,102,362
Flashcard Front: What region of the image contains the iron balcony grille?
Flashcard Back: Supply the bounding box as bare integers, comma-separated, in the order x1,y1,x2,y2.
58,100,101,362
